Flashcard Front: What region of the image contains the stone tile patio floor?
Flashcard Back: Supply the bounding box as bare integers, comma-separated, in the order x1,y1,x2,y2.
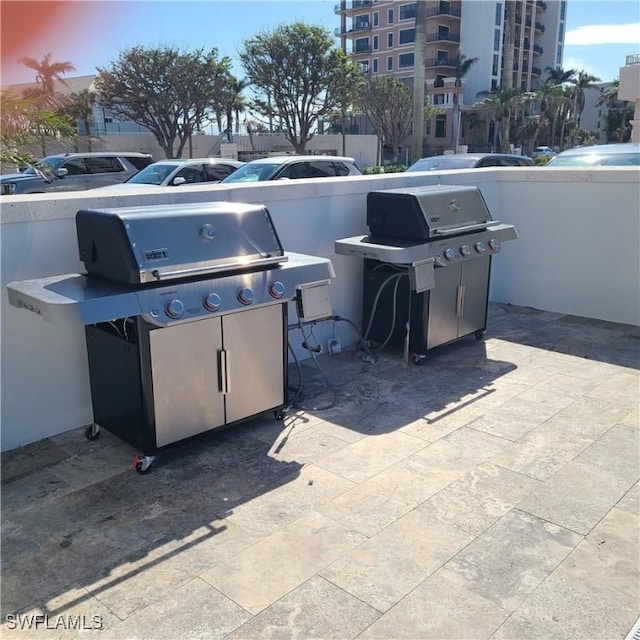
1,303,639,640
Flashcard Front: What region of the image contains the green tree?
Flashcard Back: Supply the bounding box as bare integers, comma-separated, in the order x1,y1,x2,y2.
239,22,361,153
0,92,75,167
360,76,419,164
62,89,97,150
95,45,231,158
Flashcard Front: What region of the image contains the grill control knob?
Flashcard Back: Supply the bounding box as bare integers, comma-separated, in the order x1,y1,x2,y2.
269,281,286,299
488,238,501,252
444,248,456,262
203,292,221,312
475,241,487,254
460,245,471,257
165,299,184,319
237,287,254,305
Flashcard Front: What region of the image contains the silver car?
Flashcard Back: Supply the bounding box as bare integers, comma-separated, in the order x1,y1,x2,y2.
545,143,640,167
0,152,153,195
112,158,244,188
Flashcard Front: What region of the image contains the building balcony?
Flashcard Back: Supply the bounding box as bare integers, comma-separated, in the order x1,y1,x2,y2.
334,0,372,14
335,22,371,37
532,66,542,75
536,0,547,11
426,57,460,69
535,21,545,32
1,165,638,640
533,44,544,55
426,5,461,18
426,32,461,44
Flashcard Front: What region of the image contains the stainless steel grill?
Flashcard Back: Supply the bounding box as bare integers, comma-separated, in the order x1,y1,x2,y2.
8,201,334,472
335,185,517,364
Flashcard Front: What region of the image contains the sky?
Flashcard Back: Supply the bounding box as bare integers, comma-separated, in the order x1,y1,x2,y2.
1,0,639,87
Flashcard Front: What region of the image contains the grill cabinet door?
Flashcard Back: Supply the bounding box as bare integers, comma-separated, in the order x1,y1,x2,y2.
149,317,225,447
458,257,490,338
222,304,285,424
427,263,462,349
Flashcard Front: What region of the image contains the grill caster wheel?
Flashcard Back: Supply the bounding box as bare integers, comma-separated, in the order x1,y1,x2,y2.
474,330,485,340
274,410,285,421
85,424,100,441
133,455,154,474
412,354,426,366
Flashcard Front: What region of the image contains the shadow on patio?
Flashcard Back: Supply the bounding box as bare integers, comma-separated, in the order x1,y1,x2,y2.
1,303,638,640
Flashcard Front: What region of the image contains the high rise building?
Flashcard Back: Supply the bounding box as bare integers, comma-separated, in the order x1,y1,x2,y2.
335,0,568,154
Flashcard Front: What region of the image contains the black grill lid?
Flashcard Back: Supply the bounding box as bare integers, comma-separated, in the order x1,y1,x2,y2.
76,201,284,284
367,185,493,242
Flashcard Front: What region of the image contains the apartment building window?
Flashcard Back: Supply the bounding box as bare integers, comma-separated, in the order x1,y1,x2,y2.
373,11,379,26
495,2,502,26
435,114,447,138
373,35,379,50
492,54,499,75
360,60,370,74
433,94,446,105
373,58,378,73
399,28,415,44
560,0,566,20
355,15,371,29
387,56,393,71
388,32,393,47
399,3,416,20
398,52,414,68
387,8,393,24
437,50,449,65
493,28,501,51
491,78,498,90
556,45,562,66
355,37,370,53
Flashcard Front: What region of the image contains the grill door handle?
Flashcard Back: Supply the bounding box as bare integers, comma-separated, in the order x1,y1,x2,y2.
219,350,230,394
149,255,287,282
433,221,499,236
456,285,465,317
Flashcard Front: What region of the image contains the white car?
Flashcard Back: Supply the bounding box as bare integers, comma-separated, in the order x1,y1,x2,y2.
96,158,244,189
220,155,361,183
531,146,556,159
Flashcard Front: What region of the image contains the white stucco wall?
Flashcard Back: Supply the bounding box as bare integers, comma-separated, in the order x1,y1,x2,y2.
1,167,638,450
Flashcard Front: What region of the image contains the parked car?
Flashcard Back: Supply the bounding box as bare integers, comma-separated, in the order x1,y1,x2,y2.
406,153,534,172
0,152,153,195
97,158,244,190
545,142,640,167
531,146,556,159
220,155,362,183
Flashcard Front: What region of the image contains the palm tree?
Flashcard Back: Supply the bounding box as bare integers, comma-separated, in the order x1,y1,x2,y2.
544,66,577,86
18,53,75,104
571,70,601,128
476,86,523,153
411,0,427,163
223,76,250,138
501,0,517,90
452,52,478,152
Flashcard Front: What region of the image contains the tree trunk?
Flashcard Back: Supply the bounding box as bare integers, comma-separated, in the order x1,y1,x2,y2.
502,1,516,90
411,0,427,164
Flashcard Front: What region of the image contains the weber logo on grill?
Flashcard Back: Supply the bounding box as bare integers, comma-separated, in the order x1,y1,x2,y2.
429,216,440,223
144,249,169,261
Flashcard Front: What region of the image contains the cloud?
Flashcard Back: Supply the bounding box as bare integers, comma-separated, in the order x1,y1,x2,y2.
565,23,640,45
